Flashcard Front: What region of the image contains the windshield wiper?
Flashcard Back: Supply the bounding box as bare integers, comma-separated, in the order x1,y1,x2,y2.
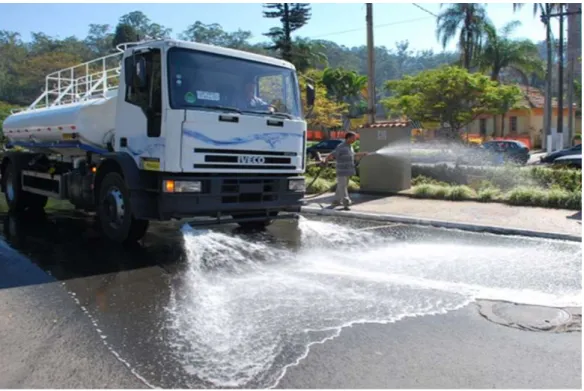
198,105,242,114
242,110,293,119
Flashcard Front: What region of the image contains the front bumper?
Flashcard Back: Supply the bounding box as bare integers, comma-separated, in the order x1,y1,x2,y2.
131,174,305,221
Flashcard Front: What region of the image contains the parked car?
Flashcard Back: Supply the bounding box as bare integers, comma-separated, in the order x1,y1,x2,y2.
306,139,343,160
458,140,530,165
540,143,582,164
551,154,581,169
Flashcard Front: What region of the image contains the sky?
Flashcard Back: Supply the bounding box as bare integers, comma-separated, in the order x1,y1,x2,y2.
0,2,562,53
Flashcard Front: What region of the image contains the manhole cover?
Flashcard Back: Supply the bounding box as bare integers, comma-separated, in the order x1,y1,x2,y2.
477,300,575,332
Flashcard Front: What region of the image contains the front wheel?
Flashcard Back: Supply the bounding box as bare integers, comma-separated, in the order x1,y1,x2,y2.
97,172,149,243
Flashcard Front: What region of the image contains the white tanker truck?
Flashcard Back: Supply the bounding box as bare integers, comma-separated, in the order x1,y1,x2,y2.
1,39,314,242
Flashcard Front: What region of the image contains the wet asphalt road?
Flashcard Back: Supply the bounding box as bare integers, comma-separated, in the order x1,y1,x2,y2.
0,207,581,388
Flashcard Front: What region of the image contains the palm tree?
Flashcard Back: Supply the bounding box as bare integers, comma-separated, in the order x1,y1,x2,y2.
513,3,560,148
476,21,544,137
321,67,368,130
289,37,328,73
477,21,544,83
436,3,490,70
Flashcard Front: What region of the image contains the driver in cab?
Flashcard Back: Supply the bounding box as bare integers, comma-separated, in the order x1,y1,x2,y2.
240,81,270,111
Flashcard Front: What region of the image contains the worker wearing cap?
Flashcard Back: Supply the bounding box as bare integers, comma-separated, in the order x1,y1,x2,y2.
322,132,367,210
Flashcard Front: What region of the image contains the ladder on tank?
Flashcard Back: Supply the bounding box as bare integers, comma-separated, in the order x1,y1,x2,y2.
13,42,143,113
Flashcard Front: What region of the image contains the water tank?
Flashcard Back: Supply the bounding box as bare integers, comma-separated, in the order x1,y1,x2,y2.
3,94,117,155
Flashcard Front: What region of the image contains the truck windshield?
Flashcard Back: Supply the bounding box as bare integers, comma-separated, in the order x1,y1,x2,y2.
167,48,302,118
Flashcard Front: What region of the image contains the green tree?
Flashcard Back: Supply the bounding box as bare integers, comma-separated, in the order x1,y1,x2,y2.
383,66,523,139
321,68,367,110
112,23,139,48
321,67,368,129
299,69,347,130
262,3,311,62
478,21,543,82
476,20,543,137
0,31,27,104
85,24,114,56
436,3,489,70
118,11,171,40
289,37,328,73
179,21,252,50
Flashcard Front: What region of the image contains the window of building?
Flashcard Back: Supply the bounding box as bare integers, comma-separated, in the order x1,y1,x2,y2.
480,118,487,135
510,116,518,132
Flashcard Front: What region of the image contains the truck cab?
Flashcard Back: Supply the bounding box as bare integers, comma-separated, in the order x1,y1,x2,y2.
1,39,315,242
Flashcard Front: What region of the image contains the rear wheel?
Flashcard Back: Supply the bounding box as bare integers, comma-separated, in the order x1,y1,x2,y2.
97,172,149,243
3,162,47,212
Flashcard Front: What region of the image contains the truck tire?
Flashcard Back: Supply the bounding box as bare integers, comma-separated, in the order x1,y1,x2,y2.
97,172,149,243
3,161,48,212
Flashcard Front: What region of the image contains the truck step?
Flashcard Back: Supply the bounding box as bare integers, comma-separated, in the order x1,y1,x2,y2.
21,170,64,199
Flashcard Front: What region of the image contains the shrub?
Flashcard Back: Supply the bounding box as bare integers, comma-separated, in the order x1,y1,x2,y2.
504,187,581,209
412,184,449,199
411,175,450,187
446,185,476,200
411,164,581,192
306,177,335,194
505,186,547,206
348,179,360,192
477,187,501,202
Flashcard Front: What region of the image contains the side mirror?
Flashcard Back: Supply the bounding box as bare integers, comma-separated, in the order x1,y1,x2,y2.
135,57,147,88
125,54,148,89
306,83,315,108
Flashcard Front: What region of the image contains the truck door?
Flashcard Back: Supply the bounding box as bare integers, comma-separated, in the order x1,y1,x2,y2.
116,48,165,171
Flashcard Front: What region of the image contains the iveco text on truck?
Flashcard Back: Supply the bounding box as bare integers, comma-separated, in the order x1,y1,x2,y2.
1,39,314,242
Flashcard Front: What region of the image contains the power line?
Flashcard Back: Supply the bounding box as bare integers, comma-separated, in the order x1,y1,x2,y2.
412,3,438,18
309,16,433,40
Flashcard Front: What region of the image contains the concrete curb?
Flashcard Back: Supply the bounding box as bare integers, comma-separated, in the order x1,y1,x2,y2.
301,206,582,243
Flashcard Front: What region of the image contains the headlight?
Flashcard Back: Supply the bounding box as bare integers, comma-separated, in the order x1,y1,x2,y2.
288,178,305,192
163,180,202,193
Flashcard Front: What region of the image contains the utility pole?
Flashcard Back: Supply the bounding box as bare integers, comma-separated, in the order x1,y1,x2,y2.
366,3,376,124
567,3,581,147
541,4,554,151
545,4,582,149
557,4,565,145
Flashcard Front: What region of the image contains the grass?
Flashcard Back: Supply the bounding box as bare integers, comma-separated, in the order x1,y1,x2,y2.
505,186,582,210
412,183,475,201
305,175,359,195
410,175,582,210
412,164,582,192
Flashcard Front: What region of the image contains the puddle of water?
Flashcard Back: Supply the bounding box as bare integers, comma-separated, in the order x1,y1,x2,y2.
165,217,582,388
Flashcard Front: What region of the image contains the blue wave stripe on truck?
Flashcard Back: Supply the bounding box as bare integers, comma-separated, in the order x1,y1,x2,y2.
6,141,109,154
183,129,302,149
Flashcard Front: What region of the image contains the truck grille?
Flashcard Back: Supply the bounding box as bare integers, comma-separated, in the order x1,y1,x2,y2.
220,178,280,204
194,164,295,170
204,156,291,164
194,148,297,156
194,148,297,170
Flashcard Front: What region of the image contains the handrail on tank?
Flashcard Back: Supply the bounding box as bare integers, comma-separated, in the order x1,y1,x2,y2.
21,40,151,113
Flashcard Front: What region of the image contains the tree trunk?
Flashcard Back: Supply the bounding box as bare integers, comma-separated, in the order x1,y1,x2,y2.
283,3,291,62
464,7,472,70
